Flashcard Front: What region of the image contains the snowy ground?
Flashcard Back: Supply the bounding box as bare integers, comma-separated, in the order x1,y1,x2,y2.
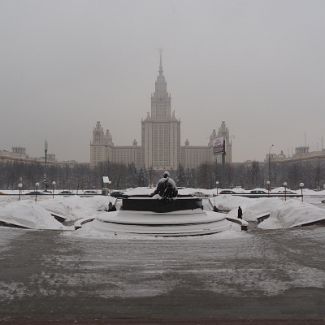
1,225,325,321
1,190,325,321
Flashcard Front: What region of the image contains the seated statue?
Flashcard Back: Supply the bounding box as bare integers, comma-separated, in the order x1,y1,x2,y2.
152,171,178,198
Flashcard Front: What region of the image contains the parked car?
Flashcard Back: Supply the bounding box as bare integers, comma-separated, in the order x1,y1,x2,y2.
25,191,45,195
219,189,235,194
274,190,296,194
250,189,267,194
110,191,125,198
59,190,73,195
83,190,98,196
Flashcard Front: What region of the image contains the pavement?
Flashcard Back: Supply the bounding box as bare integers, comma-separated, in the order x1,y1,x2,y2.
1,223,325,323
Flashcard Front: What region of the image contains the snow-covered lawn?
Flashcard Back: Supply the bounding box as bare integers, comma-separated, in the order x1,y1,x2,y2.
39,195,115,221
0,195,115,230
225,196,325,229
0,200,66,230
0,187,324,232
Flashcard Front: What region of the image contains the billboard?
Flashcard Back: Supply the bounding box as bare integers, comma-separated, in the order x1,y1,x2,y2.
102,176,111,184
213,137,225,154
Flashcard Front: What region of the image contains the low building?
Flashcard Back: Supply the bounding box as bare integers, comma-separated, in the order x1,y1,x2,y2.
266,147,325,163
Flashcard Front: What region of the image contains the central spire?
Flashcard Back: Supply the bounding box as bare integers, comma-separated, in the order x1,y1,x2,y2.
159,48,163,75
151,49,171,120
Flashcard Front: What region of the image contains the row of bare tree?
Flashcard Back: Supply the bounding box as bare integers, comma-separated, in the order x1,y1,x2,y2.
0,158,324,190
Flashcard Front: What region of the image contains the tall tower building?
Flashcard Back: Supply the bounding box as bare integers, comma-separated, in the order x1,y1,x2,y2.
217,121,232,163
141,52,181,170
90,121,114,167
89,54,232,170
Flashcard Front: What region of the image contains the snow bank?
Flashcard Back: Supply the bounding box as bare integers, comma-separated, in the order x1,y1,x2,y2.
259,200,325,229
241,198,285,222
39,196,114,221
271,186,293,193
301,189,325,196
270,187,325,196
0,200,66,230
179,187,249,196
211,195,255,212
124,187,154,196
218,194,325,229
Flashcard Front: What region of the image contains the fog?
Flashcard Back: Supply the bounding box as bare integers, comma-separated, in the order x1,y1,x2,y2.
0,0,324,162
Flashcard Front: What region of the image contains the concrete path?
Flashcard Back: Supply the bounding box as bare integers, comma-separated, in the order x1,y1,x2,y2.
1,226,325,323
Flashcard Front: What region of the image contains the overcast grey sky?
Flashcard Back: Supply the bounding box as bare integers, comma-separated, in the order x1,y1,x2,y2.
0,0,324,162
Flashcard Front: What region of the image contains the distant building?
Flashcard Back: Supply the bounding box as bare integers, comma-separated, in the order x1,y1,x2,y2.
180,141,213,169
0,146,59,165
294,146,310,158
265,146,325,163
265,150,287,163
0,147,29,162
12,147,27,156
90,54,232,169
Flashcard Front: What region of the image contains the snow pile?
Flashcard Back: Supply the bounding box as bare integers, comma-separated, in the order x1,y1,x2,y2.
301,189,325,196
178,187,249,196
40,196,114,221
179,188,213,196
250,188,268,193
226,197,325,228
259,200,325,229
271,186,293,193
241,198,285,222
0,200,65,230
123,187,154,196
211,195,255,212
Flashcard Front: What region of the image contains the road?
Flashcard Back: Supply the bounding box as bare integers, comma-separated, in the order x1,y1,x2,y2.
1,223,325,323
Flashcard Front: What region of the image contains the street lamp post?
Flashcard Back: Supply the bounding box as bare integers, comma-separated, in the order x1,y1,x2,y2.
216,181,219,196
35,182,40,202
52,181,56,199
299,182,304,202
266,180,270,197
18,182,23,200
44,140,48,192
268,144,274,183
283,182,288,201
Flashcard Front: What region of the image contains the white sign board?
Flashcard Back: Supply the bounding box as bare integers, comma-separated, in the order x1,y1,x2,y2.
102,176,111,184
213,137,225,154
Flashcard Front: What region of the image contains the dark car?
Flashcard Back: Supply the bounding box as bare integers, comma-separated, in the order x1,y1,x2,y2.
219,190,235,194
59,190,73,195
110,191,125,198
25,191,46,195
250,190,267,194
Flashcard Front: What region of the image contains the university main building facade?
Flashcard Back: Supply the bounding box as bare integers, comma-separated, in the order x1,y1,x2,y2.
90,56,232,170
